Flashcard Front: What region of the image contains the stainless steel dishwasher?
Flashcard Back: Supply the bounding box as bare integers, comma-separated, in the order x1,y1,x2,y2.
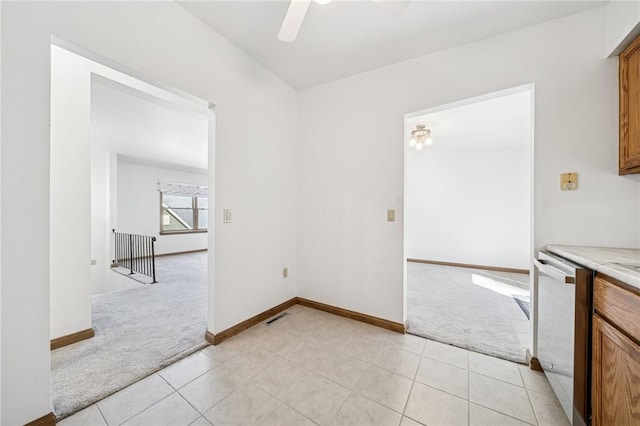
534,251,593,426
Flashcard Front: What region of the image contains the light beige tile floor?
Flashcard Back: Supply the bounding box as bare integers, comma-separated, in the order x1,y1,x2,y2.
59,305,568,426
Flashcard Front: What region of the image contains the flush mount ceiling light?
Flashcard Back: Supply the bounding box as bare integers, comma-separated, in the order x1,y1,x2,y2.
278,0,410,42
409,124,433,151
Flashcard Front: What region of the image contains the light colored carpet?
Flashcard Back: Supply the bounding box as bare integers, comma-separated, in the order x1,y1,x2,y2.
111,266,155,284
51,252,208,419
407,262,530,363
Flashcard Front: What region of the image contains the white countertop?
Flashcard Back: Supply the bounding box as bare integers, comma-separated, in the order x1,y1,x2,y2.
546,245,640,290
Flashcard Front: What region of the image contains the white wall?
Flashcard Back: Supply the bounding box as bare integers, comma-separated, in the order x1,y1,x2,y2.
406,145,530,270
0,1,3,418
117,160,208,255
91,151,112,295
50,45,93,342
1,3,298,424
406,89,531,270
298,7,640,325
605,0,640,56
91,151,140,296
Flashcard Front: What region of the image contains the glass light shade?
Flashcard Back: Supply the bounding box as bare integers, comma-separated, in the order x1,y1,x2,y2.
409,125,433,150
314,0,333,4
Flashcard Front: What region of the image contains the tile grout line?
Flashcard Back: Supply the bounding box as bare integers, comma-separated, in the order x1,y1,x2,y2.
473,402,538,426
98,374,175,426
117,389,177,425
523,387,542,426
160,353,221,394
198,387,238,421
467,371,539,422
259,359,321,425
468,355,471,426
469,369,525,387
289,338,372,393
351,362,407,415
276,333,413,423
519,366,541,425
156,370,216,418
292,343,356,423
413,375,471,403
172,382,209,418
399,342,425,420
190,416,210,426
247,351,333,425
327,389,353,425
95,403,109,426
281,401,321,426
472,360,539,425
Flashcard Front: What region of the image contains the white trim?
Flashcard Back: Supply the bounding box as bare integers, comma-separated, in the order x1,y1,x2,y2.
405,83,535,121
51,36,213,115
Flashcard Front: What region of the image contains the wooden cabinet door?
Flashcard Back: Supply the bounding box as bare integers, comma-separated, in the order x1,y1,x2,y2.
592,314,640,426
620,35,640,174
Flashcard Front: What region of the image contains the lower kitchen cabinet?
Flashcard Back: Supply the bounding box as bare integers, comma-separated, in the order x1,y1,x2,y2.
592,275,640,426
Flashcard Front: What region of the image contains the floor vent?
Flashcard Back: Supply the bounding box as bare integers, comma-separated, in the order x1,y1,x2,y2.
266,312,289,325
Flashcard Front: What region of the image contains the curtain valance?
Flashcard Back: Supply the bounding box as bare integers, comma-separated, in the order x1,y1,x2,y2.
157,181,208,197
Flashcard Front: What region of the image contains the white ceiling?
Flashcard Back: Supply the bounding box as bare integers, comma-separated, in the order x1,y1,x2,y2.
407,89,531,149
91,78,209,172
179,0,605,90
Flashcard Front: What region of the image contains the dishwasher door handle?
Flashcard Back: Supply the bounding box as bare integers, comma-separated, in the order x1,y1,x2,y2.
534,258,575,284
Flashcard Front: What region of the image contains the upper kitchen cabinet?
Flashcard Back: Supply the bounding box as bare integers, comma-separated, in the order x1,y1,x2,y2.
619,34,640,175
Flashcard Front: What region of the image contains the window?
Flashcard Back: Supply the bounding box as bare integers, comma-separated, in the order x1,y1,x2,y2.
161,193,208,234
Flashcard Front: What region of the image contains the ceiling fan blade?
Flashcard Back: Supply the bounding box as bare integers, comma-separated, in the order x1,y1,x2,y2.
278,0,312,42
372,0,410,17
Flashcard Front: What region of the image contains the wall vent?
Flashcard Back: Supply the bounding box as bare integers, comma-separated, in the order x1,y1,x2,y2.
266,312,289,325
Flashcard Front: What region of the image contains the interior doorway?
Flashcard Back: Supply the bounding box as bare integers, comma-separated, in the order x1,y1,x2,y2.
403,85,534,363
49,41,215,419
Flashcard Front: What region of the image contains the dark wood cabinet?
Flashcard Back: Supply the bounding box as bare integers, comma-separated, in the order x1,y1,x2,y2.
592,275,640,426
619,35,640,175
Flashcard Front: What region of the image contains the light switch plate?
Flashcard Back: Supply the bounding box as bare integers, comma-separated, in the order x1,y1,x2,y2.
223,209,232,223
561,173,578,191
387,209,395,222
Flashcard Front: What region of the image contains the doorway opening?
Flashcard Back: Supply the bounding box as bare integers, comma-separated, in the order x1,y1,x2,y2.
403,85,534,363
49,41,215,419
